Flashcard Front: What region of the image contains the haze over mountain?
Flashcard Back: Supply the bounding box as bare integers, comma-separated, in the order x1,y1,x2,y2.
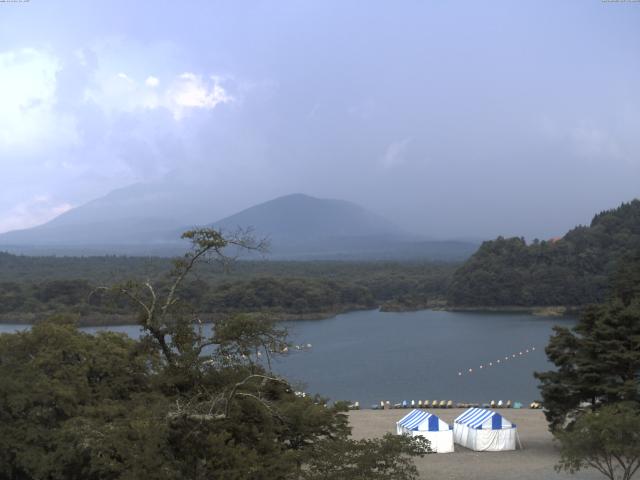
208,193,476,260
2,2,639,241
0,189,477,260
212,193,401,240
0,179,205,248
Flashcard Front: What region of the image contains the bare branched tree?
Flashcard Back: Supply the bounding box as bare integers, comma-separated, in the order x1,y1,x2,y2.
167,373,288,422
95,227,269,368
92,228,293,424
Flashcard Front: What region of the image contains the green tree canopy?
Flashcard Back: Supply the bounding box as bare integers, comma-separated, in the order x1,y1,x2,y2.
0,229,430,479
556,403,640,480
448,199,640,307
536,254,640,480
535,298,640,430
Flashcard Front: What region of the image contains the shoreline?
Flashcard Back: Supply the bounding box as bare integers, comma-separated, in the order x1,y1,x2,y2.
380,304,580,317
0,305,376,327
0,303,580,327
434,305,582,317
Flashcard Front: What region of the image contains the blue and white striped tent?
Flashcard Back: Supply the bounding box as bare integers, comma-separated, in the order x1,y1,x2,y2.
396,409,454,453
455,407,514,430
453,408,519,451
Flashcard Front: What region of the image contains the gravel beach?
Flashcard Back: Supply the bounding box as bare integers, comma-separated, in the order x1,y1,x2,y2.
348,409,603,480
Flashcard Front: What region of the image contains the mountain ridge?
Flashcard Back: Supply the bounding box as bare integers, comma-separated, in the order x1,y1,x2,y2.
210,193,405,240
0,190,478,260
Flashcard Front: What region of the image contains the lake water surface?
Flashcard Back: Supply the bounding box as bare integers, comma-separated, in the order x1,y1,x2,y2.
0,309,573,408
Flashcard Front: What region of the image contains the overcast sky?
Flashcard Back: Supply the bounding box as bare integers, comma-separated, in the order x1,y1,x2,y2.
1,0,639,239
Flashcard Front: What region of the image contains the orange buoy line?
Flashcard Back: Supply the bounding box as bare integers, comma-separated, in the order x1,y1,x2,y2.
456,346,537,377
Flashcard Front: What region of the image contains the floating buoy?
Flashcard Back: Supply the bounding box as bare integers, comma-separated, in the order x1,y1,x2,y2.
456,345,539,377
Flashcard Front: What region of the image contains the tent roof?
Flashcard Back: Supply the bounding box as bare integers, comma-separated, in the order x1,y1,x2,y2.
454,408,514,430
397,409,448,431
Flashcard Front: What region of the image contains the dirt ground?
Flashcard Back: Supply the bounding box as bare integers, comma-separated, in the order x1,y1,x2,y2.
348,409,603,480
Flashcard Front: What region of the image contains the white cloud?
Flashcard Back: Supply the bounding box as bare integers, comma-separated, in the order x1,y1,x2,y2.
85,70,233,120
0,195,73,233
84,70,151,113
0,48,78,153
74,48,88,66
117,72,134,83
166,73,234,119
380,137,412,169
0,42,241,233
145,75,159,87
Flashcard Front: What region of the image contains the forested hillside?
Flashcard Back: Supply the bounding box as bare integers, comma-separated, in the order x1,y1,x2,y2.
448,200,640,306
0,255,455,324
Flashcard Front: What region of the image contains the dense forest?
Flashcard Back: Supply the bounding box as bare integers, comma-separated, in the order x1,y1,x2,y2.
0,229,430,479
448,200,640,307
4,199,638,322
0,255,456,325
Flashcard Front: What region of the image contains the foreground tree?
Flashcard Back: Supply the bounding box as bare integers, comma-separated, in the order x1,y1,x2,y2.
0,316,168,480
0,228,430,479
302,434,430,480
536,256,640,480
555,403,640,480
535,272,640,430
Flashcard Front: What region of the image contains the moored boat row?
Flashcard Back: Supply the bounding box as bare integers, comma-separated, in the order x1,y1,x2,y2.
347,399,544,410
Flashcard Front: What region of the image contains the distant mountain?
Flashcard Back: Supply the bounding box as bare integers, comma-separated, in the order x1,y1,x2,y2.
0,178,219,249
212,193,400,241
0,189,477,261
205,193,477,260
448,199,640,307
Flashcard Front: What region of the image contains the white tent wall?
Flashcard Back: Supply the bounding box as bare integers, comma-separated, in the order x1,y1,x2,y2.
453,408,519,452
409,429,455,453
396,409,454,453
456,427,517,451
453,423,466,445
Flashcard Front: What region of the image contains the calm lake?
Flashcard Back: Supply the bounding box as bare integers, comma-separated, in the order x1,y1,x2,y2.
0,309,573,408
